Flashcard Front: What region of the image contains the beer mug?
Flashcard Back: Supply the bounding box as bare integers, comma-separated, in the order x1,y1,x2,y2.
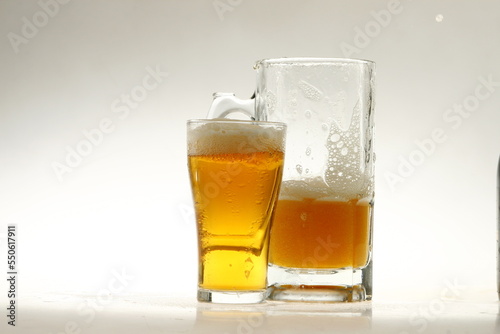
208,58,375,302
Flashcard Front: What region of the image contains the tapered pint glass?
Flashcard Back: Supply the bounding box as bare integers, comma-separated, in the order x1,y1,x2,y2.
187,119,286,303
208,58,375,302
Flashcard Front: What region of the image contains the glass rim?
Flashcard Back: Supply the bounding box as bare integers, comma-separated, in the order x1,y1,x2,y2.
254,57,375,68
187,118,287,128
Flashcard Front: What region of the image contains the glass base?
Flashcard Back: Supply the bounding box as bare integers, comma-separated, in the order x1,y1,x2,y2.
267,262,372,302
197,288,268,304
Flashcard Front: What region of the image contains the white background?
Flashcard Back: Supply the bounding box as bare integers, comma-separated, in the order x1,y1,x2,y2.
0,0,499,305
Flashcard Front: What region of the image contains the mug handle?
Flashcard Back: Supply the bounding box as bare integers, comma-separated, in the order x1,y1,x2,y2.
207,92,256,120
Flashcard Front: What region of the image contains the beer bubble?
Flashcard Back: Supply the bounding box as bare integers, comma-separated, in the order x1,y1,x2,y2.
330,133,340,142
321,123,328,131
341,147,348,155
305,147,311,156
300,212,308,221
305,110,312,118
337,141,344,148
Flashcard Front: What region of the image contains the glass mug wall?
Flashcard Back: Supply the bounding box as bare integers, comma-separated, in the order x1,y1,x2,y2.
208,58,375,302
187,119,286,303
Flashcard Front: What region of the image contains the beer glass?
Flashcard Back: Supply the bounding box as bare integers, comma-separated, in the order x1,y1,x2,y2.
207,58,375,302
187,119,286,303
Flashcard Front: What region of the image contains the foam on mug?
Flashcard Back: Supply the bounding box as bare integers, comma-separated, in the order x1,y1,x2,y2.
187,120,286,156
279,130,374,202
279,176,373,202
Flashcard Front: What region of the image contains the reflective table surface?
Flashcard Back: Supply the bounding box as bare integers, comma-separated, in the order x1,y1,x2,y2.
4,292,499,334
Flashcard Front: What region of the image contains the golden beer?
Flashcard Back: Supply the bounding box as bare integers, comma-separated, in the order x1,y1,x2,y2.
187,120,286,302
269,198,372,269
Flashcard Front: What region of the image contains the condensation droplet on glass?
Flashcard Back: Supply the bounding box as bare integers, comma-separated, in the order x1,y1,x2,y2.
305,168,309,173
330,133,341,142
305,147,311,156
296,164,303,174
321,123,328,131
305,110,312,118
341,147,348,155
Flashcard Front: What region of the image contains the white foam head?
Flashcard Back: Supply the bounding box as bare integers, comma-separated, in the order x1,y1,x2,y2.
187,119,286,156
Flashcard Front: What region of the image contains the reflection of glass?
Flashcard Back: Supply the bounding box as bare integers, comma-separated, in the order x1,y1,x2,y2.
187,119,286,303
265,302,372,333
208,58,376,302
192,302,371,334
193,304,267,334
